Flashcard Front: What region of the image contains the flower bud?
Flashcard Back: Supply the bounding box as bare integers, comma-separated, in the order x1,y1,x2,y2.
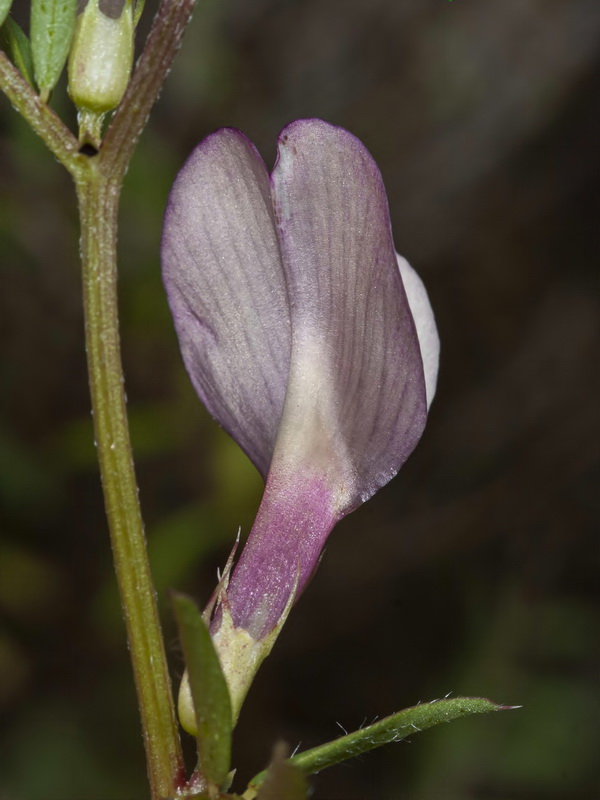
67,0,134,114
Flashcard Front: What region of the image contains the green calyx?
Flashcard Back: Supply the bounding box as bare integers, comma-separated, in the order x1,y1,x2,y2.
178,563,299,733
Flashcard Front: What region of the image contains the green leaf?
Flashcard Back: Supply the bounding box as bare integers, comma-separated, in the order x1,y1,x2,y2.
30,0,77,100
172,592,233,790
255,744,308,800
0,0,13,29
133,0,145,28
249,697,515,789
0,16,35,87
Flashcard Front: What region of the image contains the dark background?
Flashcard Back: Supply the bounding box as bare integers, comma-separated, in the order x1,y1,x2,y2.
1,1,598,798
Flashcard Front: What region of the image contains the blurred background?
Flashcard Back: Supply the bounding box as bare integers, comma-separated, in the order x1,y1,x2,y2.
1,0,598,798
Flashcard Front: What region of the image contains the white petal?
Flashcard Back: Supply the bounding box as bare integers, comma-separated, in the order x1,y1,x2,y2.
397,254,440,408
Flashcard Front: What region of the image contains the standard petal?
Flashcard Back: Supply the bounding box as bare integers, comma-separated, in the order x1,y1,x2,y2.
161,129,291,477
397,255,440,408
270,119,428,512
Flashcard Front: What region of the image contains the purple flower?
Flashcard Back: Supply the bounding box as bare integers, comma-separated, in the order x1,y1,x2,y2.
162,119,439,722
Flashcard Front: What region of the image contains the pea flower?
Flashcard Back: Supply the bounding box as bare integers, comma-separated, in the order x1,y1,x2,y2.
161,119,439,726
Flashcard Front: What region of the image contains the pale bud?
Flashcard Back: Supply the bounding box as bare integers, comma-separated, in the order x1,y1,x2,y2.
68,0,134,114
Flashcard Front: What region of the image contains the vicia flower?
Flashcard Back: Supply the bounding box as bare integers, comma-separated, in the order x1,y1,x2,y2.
161,119,439,727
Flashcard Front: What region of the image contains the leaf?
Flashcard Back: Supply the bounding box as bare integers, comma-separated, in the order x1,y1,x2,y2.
249,697,516,789
0,0,13,28
133,0,145,28
30,0,77,100
172,592,233,791
0,16,35,87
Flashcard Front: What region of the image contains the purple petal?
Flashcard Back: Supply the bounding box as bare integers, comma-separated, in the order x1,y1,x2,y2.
163,120,438,644
222,121,432,638
223,466,340,639
161,129,290,477
270,119,428,513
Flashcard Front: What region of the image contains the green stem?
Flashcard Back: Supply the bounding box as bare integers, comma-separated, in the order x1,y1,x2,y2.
75,165,184,799
0,50,81,172
68,2,200,790
2,1,200,793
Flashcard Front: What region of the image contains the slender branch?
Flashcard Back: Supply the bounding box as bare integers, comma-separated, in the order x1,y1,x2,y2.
70,5,201,790
100,0,196,181
76,166,185,800
0,50,81,173
70,3,201,786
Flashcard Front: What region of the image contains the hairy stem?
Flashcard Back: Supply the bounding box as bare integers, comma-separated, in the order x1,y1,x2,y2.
2,0,201,793
0,50,81,172
69,3,200,788
76,165,184,799
102,0,196,181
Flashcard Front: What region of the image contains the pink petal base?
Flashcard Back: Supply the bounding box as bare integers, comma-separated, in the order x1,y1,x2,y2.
216,462,340,640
